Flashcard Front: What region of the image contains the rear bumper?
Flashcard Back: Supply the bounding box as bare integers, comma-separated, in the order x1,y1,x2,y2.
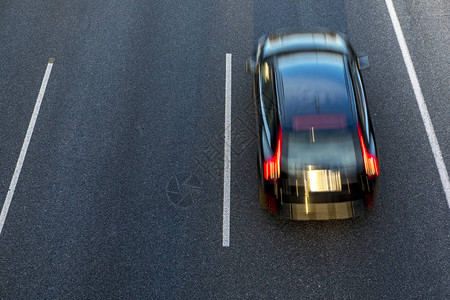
278,199,365,220
259,179,375,220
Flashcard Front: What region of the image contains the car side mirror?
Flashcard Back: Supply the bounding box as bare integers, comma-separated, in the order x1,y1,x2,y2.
245,57,256,74
357,53,370,70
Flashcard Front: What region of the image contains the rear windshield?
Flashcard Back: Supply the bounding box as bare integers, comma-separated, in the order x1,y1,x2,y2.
284,128,357,171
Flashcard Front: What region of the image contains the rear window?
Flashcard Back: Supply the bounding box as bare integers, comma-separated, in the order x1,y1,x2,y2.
284,128,357,171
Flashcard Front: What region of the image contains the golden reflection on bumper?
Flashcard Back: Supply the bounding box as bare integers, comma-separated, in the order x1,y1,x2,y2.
306,169,342,192
288,200,363,220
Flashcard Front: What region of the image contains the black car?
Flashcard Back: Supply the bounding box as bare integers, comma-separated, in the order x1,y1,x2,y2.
246,31,379,220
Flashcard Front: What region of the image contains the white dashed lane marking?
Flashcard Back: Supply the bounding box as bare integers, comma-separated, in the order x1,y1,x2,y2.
223,53,232,247
0,58,55,236
385,0,450,209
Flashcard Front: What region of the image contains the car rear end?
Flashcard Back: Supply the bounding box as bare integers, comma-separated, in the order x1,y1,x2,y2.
261,122,372,220
259,45,378,220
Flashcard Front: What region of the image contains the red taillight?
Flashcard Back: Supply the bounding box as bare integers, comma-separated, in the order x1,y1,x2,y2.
264,127,282,183
357,123,379,179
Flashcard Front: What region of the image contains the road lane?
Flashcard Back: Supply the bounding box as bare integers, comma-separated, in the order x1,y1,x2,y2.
390,0,450,207
226,0,449,298
385,0,449,206
0,1,233,298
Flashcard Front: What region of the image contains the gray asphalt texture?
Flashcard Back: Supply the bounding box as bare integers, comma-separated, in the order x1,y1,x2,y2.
0,0,449,299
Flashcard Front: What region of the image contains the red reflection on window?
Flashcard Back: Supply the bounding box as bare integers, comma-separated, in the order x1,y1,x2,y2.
292,114,347,130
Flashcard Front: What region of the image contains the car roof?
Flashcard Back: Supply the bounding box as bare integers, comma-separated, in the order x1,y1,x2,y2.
275,51,356,131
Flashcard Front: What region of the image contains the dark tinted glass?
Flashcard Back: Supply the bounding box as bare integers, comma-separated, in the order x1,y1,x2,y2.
277,52,355,130
285,129,357,172
276,52,358,171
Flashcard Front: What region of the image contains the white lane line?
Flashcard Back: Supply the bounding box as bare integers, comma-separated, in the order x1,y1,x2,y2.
223,53,232,247
0,58,55,236
385,0,450,208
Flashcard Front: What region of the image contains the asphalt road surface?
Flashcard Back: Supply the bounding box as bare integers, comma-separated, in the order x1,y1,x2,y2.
0,0,449,298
